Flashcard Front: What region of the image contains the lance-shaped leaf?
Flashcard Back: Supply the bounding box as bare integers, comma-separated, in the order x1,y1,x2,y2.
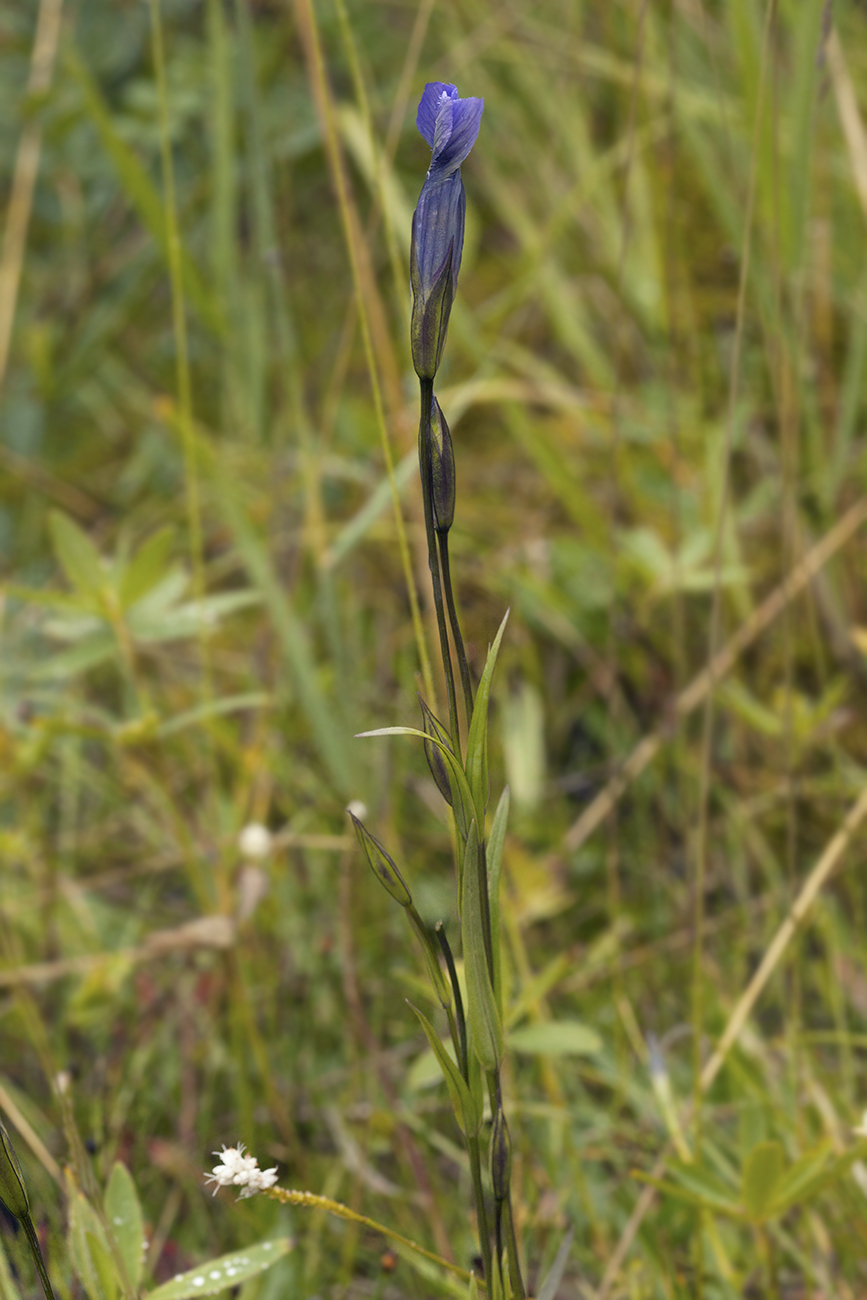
408,1002,481,1135
461,821,503,1074
105,1161,145,1289
741,1141,785,1224
146,1239,293,1299
486,786,510,1016
349,813,412,907
0,1119,29,1221
356,726,475,839
465,610,509,827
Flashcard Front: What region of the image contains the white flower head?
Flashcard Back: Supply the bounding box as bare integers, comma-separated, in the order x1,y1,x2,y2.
238,823,273,860
204,1142,278,1199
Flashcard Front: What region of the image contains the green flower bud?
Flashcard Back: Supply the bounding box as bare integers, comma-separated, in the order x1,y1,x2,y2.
349,812,412,908
420,697,454,807
429,397,455,534
490,1102,512,1203
0,1118,30,1221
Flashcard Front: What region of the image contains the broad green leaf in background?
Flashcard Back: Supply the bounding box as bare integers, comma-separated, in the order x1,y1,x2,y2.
508,1020,601,1057
68,1186,116,1300
49,511,105,599
146,1238,293,1299
86,1230,119,1300
105,1162,145,1289
118,527,176,609
768,1144,834,1216
741,1141,785,1223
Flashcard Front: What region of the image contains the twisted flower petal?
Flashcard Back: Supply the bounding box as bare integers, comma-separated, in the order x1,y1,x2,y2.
410,83,483,379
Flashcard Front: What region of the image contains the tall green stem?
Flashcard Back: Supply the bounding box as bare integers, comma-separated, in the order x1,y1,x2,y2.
503,1196,525,1300
439,532,474,726
418,378,460,752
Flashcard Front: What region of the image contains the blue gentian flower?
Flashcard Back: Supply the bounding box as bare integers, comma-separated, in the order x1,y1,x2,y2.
410,83,484,380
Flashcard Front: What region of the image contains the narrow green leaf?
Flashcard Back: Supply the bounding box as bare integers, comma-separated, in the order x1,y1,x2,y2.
487,787,510,1015
465,610,509,825
461,821,503,1073
145,1239,293,1299
356,726,475,839
407,1002,481,1135
406,908,453,1009
105,1162,144,1289
741,1141,785,1223
49,512,105,598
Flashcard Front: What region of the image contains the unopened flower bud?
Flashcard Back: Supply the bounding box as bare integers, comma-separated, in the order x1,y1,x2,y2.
420,697,454,806
0,1118,30,1222
349,813,412,908
410,83,483,380
490,1103,512,1203
429,397,455,533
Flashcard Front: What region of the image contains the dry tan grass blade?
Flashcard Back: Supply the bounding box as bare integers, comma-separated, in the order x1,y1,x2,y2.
0,0,64,393
596,780,867,1298
565,495,867,854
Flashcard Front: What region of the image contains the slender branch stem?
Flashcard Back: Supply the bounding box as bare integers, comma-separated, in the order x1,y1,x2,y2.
503,1195,526,1300
418,378,460,753
439,532,474,726
436,922,468,1075
437,923,492,1285
468,1132,492,1286
269,1187,475,1282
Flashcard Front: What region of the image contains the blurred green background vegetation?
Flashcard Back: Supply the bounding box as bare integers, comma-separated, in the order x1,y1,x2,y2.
4,0,867,1294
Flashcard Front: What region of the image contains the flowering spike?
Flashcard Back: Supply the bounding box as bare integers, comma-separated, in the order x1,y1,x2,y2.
204,1143,278,1200
410,83,483,379
429,396,455,533
349,812,412,908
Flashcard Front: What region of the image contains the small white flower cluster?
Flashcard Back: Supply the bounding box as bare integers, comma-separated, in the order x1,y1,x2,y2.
204,1143,278,1200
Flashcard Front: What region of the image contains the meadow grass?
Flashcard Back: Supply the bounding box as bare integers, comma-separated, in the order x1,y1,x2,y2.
3,0,867,1295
